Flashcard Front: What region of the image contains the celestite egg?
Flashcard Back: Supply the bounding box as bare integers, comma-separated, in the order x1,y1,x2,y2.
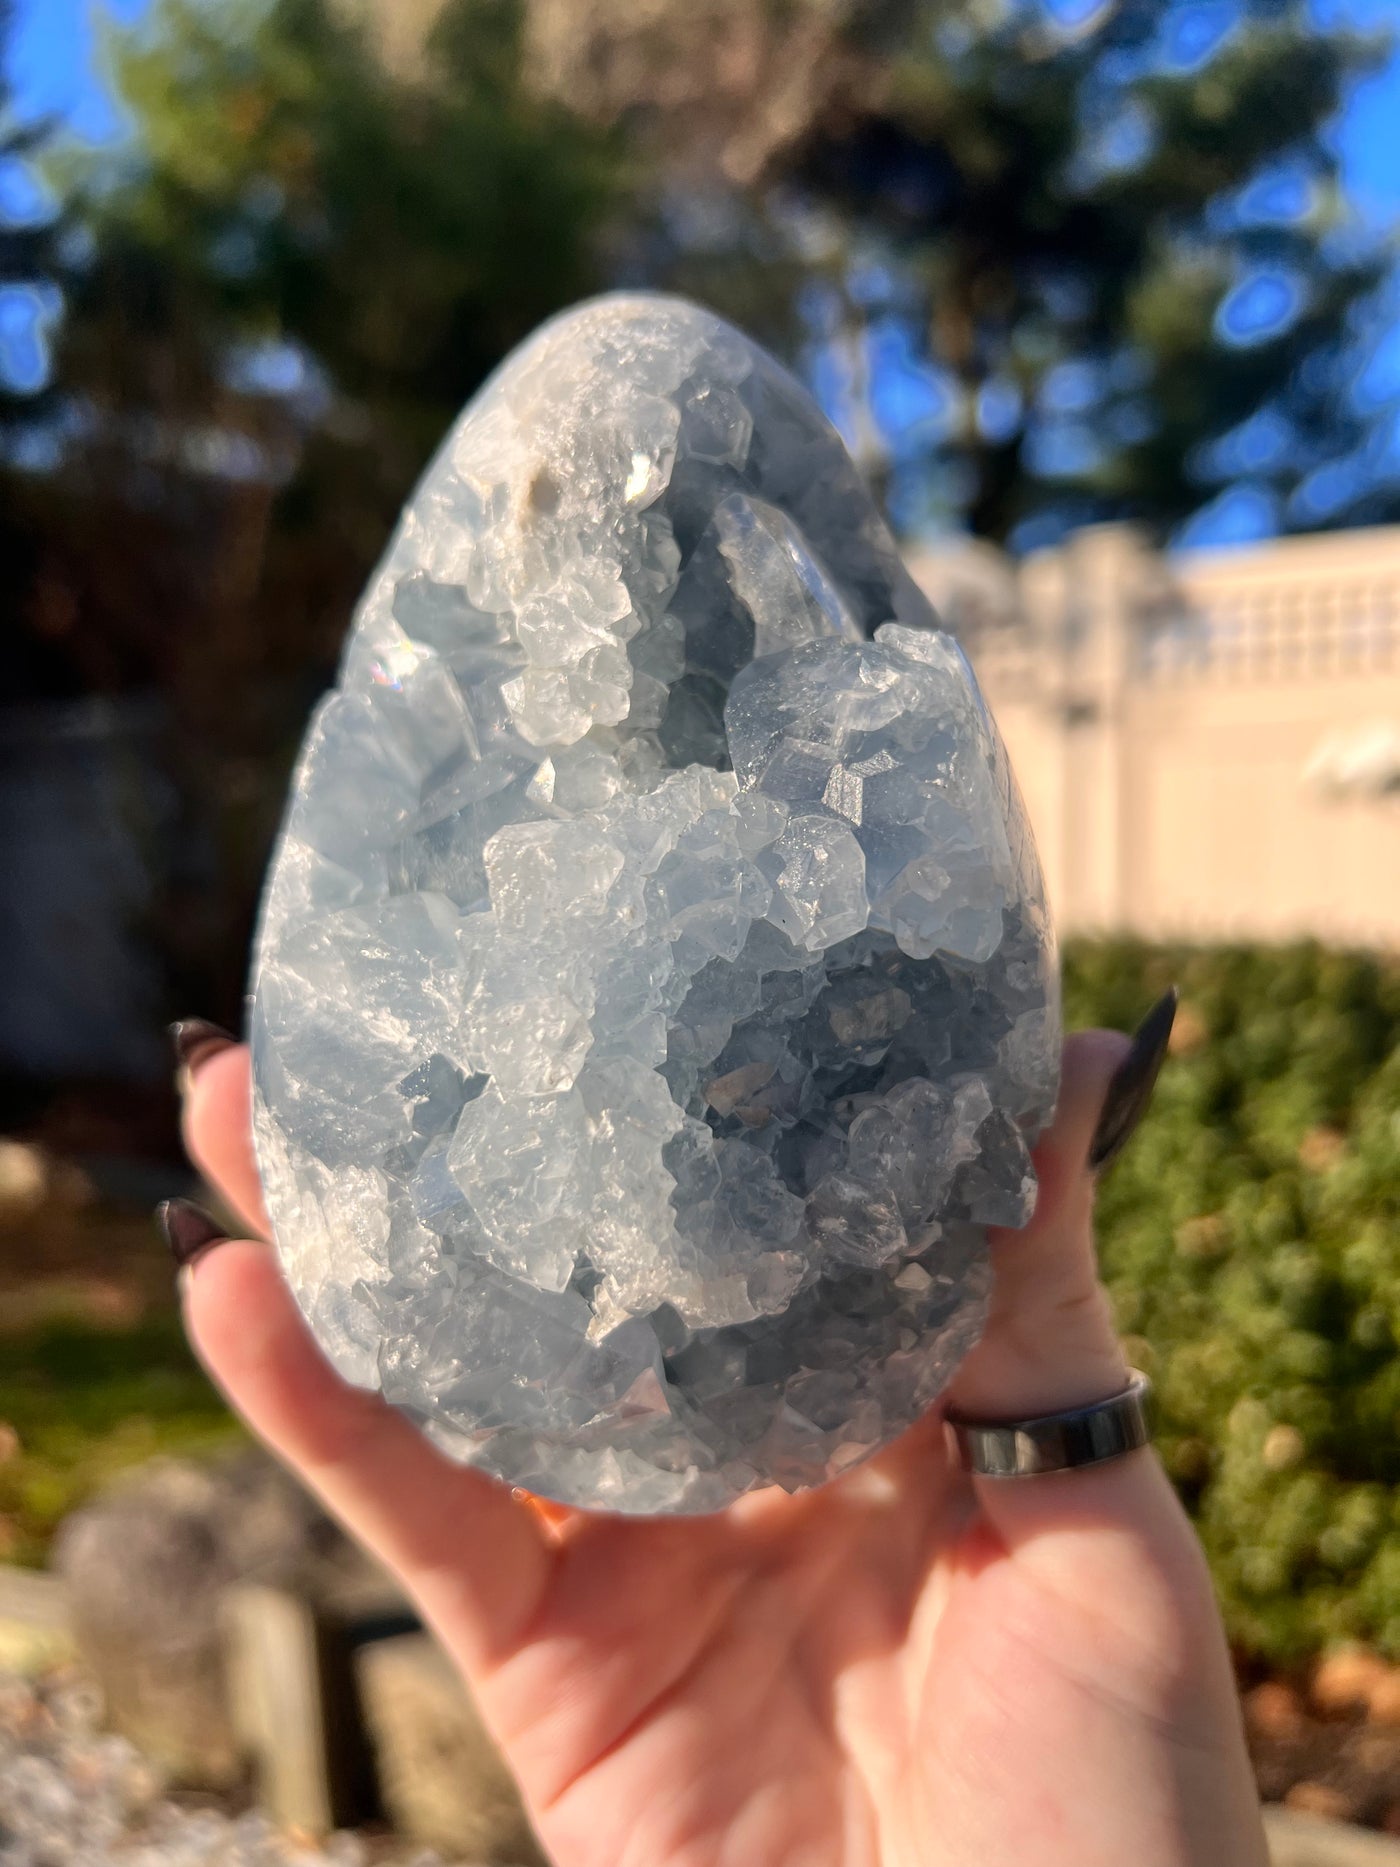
251,294,1060,1514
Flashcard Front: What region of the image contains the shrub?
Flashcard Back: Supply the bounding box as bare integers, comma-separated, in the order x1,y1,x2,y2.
1066,940,1400,1663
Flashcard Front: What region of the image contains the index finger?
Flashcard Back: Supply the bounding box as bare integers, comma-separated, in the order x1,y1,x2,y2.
182,1042,270,1238
182,1234,553,1671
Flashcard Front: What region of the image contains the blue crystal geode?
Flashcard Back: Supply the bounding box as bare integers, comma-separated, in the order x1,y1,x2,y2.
251,294,1059,1513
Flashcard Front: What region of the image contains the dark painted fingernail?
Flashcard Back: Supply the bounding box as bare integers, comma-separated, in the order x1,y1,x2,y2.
157,1198,229,1273
170,1019,237,1087
1088,987,1179,1173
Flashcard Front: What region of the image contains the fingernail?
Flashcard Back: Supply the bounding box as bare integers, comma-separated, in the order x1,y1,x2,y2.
170,1019,237,1091
157,1198,229,1274
1088,986,1179,1173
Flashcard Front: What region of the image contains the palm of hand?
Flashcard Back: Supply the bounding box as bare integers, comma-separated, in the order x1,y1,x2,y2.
180,1036,1265,1867
475,1431,1203,1867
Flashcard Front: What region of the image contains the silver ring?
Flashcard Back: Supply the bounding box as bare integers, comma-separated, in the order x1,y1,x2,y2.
945,1370,1153,1478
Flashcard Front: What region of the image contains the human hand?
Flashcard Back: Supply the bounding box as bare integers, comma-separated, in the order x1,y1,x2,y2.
170,1018,1267,1867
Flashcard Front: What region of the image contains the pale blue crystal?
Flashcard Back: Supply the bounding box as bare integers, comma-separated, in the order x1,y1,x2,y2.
251,294,1059,1514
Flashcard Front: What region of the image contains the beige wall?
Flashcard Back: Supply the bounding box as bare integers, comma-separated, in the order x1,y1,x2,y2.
910,525,1400,948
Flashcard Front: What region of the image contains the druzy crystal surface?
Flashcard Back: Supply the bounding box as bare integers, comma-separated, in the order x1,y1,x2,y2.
251,294,1059,1513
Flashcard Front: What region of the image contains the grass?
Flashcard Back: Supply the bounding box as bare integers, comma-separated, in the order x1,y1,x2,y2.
0,1313,243,1565
0,1196,243,1566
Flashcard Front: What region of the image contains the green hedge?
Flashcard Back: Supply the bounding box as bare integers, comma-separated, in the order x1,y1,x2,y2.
1065,940,1400,1663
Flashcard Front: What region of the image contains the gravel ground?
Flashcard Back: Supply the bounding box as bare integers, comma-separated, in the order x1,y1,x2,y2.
0,1669,469,1867
11,1658,1400,1867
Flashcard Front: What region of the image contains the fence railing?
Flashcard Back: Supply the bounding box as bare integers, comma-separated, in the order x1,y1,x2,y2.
908,524,1400,944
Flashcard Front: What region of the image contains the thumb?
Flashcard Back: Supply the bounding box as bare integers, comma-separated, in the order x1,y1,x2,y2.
938,1011,1270,1867
947,1025,1137,1426
946,1005,1214,1580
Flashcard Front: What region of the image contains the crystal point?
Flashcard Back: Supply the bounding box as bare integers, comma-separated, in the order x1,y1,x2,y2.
252,294,1059,1513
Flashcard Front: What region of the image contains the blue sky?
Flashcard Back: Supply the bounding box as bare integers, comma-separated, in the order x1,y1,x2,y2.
1317,0,1400,232
9,0,147,143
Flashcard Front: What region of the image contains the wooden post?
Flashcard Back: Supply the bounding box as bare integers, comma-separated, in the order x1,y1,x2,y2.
1264,1807,1400,1864
0,1568,76,1674
221,1582,379,1833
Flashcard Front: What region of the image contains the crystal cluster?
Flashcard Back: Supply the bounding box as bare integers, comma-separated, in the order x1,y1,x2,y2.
251,294,1059,1513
